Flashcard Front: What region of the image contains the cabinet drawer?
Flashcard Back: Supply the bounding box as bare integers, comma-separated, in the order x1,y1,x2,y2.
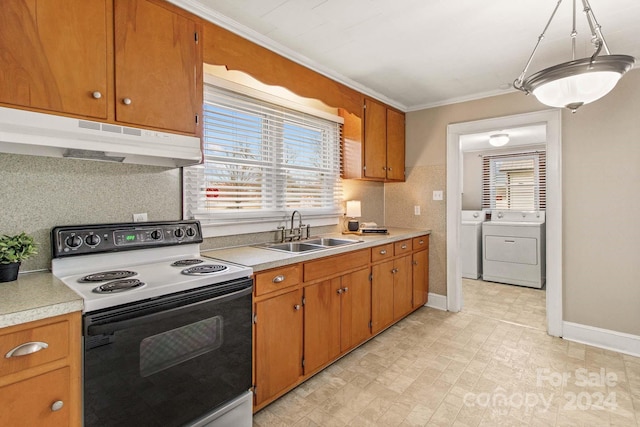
0,366,70,426
394,239,412,256
413,235,429,251
0,318,69,378
371,243,394,263
304,249,370,282
255,265,302,296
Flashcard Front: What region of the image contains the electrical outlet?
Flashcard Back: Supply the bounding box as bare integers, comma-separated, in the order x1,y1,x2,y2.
414,205,421,215
133,213,147,222
433,190,443,201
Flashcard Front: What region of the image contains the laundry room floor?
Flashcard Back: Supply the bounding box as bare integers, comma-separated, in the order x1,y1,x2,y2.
253,285,640,426
462,278,547,331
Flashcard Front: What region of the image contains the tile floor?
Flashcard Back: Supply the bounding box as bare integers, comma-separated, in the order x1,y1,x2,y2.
253,280,640,426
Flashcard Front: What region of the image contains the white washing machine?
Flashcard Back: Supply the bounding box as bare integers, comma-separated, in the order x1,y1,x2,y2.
482,210,546,288
461,210,487,279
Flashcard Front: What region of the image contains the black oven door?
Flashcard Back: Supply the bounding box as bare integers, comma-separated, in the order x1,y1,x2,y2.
83,278,253,427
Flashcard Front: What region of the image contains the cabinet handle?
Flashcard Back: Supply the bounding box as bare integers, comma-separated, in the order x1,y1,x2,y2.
5,341,48,358
91,91,102,99
391,268,398,274
388,167,392,171
343,287,349,293
401,244,408,249
293,304,301,311
336,288,343,294
51,400,64,412
413,260,419,266
382,166,387,170
272,275,285,283
122,97,132,105
379,249,387,255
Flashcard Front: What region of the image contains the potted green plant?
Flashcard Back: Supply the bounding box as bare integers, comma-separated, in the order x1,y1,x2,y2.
0,232,37,282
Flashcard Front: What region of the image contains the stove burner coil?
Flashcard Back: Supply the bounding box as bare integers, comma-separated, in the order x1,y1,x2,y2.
92,279,146,294
79,270,137,282
181,264,228,275
171,259,204,267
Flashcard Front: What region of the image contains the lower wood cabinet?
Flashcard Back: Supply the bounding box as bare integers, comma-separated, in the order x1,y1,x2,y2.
254,288,303,406
303,267,371,375
0,312,81,427
253,234,429,411
413,242,429,308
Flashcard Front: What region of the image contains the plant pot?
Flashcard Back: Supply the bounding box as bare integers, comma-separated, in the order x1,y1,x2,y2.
0,262,20,283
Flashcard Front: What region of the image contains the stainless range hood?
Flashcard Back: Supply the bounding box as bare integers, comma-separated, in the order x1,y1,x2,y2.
0,106,202,168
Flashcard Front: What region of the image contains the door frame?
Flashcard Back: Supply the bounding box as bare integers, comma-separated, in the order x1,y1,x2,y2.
445,109,563,337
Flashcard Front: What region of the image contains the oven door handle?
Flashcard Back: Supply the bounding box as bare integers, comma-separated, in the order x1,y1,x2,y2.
87,286,252,336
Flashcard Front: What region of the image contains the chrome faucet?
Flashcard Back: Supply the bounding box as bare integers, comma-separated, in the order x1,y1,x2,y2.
291,210,302,235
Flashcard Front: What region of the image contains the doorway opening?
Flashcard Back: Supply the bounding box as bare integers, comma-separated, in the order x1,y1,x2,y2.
446,110,562,337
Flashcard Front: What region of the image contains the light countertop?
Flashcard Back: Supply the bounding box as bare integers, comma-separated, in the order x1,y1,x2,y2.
202,227,430,272
0,271,83,328
0,227,429,328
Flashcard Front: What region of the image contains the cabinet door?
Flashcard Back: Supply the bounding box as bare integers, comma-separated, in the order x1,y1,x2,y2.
0,0,108,118
114,0,200,134
340,268,371,352
363,98,387,180
255,289,303,405
303,278,341,374
0,367,70,427
371,260,394,334
413,248,429,308
386,109,405,181
393,255,413,320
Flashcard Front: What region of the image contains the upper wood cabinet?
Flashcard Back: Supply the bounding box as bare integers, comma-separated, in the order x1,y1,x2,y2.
0,0,109,119
114,0,201,134
342,98,406,181
0,0,202,135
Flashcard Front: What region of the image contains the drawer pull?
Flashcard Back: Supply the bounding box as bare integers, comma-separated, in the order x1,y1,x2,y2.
379,249,387,255
504,240,516,243
51,400,64,412
419,240,424,245
401,244,408,249
5,341,49,358
272,275,286,283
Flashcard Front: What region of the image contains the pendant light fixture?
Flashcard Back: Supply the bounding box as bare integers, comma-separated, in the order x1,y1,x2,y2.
514,0,635,113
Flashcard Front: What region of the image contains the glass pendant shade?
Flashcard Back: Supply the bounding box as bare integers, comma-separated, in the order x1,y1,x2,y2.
513,0,635,112
521,55,634,112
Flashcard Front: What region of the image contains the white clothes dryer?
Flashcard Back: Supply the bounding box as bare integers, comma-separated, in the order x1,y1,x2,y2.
482,210,546,288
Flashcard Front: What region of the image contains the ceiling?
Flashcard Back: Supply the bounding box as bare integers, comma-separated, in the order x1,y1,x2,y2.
459,124,546,152
173,0,640,112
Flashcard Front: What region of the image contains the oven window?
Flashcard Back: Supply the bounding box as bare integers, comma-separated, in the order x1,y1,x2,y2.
140,316,223,377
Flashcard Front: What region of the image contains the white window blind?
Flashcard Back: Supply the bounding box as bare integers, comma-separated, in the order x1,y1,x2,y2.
482,151,546,210
184,84,343,230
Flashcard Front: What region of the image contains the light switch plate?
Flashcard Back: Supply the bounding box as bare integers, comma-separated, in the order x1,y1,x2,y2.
433,190,443,201
414,205,421,215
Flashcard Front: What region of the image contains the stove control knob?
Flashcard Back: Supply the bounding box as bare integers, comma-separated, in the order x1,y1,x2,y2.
174,228,184,238
85,234,101,247
150,229,162,240
185,227,196,237
65,235,82,248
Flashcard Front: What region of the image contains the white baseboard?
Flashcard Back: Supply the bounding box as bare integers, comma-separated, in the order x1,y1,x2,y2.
562,321,640,358
425,293,447,311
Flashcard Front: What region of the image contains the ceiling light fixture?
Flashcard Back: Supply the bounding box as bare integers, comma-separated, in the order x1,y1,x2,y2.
513,0,635,113
489,134,510,147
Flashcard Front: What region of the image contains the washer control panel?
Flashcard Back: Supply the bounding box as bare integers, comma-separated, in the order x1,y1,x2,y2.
52,220,202,257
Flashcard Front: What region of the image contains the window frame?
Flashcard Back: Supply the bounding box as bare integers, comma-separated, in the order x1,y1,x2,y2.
183,75,344,237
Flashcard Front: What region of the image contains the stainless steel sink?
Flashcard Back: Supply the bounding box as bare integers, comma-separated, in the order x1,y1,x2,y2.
256,237,362,253
264,242,324,253
304,238,361,247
